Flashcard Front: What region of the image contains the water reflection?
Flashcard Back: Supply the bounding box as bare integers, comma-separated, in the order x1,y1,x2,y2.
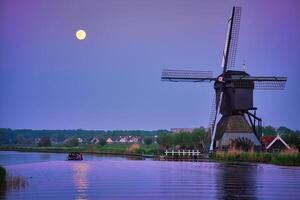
6,175,29,192
71,163,90,200
0,174,29,200
39,153,51,161
2,152,300,200
0,186,5,200
218,163,257,200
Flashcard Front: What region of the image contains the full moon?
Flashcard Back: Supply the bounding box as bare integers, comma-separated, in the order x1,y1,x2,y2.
76,29,87,40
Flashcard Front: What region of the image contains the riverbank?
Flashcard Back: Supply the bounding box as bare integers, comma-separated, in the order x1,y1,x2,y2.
212,150,300,166
0,144,160,157
1,146,300,166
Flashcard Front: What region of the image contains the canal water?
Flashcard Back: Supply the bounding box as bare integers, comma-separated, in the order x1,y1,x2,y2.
0,151,300,200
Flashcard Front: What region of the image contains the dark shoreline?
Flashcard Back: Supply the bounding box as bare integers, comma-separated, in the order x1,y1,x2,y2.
1,147,300,166
0,146,148,158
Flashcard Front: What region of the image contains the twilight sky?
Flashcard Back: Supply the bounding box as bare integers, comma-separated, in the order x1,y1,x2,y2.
0,0,299,130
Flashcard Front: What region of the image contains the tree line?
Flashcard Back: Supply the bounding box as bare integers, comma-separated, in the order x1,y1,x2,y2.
0,128,169,145
156,128,209,151
1,126,300,151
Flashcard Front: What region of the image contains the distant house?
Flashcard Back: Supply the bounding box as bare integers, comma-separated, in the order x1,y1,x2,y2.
119,137,127,143
90,137,99,144
116,136,140,143
77,138,83,144
35,138,40,144
261,134,291,152
129,136,139,143
106,138,114,144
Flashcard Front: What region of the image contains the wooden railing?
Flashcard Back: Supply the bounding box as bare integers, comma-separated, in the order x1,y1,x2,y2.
165,150,202,157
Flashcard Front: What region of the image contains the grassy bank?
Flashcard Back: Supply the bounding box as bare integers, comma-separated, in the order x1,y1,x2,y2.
0,166,6,189
212,150,300,166
2,145,299,166
0,143,160,156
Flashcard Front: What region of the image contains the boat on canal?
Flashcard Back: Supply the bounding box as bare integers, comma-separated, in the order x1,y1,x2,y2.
67,152,83,161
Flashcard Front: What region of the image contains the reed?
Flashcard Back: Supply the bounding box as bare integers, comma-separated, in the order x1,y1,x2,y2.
0,166,6,189
213,147,300,166
5,175,28,191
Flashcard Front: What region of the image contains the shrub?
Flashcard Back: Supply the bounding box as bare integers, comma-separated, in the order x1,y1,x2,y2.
143,137,153,146
38,136,51,147
99,138,107,146
127,144,140,153
64,138,79,147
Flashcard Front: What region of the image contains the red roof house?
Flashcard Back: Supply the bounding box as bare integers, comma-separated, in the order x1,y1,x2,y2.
261,135,291,152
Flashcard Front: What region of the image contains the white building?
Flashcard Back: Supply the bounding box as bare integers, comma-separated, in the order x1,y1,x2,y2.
106,138,114,144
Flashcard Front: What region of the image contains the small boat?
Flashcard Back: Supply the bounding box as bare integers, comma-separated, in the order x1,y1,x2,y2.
67,152,83,160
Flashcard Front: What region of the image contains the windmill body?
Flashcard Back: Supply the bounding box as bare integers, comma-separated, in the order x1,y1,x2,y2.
161,7,287,151
215,70,254,116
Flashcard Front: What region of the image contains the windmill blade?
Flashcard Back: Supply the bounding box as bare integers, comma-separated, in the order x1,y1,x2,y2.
222,6,242,72
226,76,287,90
209,91,223,152
161,69,215,82
208,93,217,127
254,81,286,90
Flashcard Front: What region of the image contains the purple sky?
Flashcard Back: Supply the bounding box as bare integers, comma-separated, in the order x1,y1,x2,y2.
0,0,299,130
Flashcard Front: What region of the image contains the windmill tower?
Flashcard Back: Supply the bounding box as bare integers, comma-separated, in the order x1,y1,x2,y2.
161,7,287,152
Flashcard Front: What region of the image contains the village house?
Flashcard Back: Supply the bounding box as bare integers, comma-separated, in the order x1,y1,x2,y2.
35,138,40,144
77,137,83,144
90,137,99,144
119,137,127,143
116,136,140,143
106,137,114,144
261,134,291,152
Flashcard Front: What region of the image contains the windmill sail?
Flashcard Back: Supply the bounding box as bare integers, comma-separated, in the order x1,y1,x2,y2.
210,7,242,152
222,7,242,72
254,81,286,90
208,93,217,127
209,91,223,152
226,76,287,90
161,69,215,82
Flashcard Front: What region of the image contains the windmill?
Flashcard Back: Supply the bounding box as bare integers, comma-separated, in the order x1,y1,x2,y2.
161,7,287,152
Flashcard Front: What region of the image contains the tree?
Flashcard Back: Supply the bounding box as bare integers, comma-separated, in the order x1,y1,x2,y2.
282,132,300,151
144,137,153,146
64,138,79,147
99,138,107,146
278,126,293,135
38,136,51,147
262,126,277,135
15,134,32,145
157,134,174,149
192,128,209,151
56,133,66,143
0,132,8,145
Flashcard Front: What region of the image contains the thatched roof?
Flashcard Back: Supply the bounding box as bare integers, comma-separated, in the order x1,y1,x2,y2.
216,115,253,140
